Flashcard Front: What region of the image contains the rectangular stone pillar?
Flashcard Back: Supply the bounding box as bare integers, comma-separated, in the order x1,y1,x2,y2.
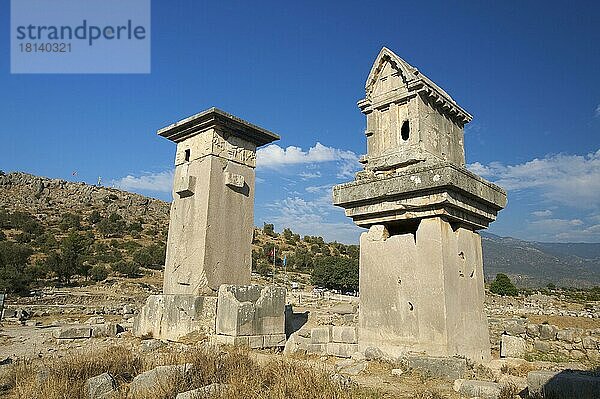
359,218,490,362
134,108,279,342
158,108,279,295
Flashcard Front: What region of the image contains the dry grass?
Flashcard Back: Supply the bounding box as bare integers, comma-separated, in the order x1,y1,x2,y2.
0,344,382,399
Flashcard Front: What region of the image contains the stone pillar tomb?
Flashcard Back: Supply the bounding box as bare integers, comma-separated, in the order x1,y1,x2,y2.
135,108,285,343
333,48,507,362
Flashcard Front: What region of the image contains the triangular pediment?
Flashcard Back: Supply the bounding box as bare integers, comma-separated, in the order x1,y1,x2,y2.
365,47,419,99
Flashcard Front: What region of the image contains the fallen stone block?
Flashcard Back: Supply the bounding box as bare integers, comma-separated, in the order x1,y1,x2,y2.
283,332,309,355
391,368,403,377
539,324,558,340
310,327,331,344
176,383,227,399
54,325,92,339
364,346,383,360
333,359,365,375
129,364,192,397
331,326,357,344
453,379,501,399
85,372,117,399
527,370,600,399
92,323,124,338
407,356,467,380
326,342,358,358
500,335,526,358
329,303,355,315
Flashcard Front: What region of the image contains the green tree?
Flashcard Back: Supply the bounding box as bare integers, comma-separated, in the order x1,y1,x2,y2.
263,222,276,237
133,244,166,270
0,241,34,294
490,273,518,296
0,231,5,241
48,232,91,283
311,256,359,292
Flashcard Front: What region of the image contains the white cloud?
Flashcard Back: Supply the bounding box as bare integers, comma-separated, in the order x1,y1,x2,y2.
336,159,361,179
256,142,358,168
595,104,600,118
468,150,600,209
111,170,173,193
299,171,321,180
265,196,363,243
531,209,553,218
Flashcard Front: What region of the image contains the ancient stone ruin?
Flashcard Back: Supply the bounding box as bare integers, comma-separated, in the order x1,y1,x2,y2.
333,47,507,362
135,108,286,346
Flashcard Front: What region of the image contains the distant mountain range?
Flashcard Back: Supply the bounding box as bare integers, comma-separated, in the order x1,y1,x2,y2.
481,232,600,288
0,171,598,288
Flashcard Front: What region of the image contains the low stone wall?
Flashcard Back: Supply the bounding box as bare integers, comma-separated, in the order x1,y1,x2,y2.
493,318,600,362
304,326,358,358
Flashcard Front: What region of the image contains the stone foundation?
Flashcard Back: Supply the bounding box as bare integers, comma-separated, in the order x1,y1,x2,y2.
359,218,490,362
134,284,286,348
133,295,217,341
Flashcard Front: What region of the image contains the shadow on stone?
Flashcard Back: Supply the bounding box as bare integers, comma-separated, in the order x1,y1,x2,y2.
527,369,600,398
285,304,309,339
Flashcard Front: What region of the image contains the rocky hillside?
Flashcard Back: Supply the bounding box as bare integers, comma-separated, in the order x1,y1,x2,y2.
0,172,169,228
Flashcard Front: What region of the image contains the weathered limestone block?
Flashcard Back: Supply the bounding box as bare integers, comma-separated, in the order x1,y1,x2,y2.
527,370,600,399
85,373,117,399
331,326,358,344
129,364,192,397
263,334,286,347
310,327,331,344
539,324,558,340
133,295,217,341
176,383,228,399
54,325,92,339
358,218,490,362
327,342,359,358
215,285,285,337
500,335,526,358
283,332,309,355
407,356,467,380
453,379,501,399
306,343,327,355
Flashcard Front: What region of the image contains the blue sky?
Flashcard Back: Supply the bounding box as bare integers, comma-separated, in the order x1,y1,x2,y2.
1,1,599,243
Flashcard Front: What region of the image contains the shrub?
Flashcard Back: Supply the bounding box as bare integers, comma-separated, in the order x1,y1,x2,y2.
490,273,518,296
88,210,101,225
89,265,109,282
0,231,5,241
59,213,81,231
111,260,140,278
